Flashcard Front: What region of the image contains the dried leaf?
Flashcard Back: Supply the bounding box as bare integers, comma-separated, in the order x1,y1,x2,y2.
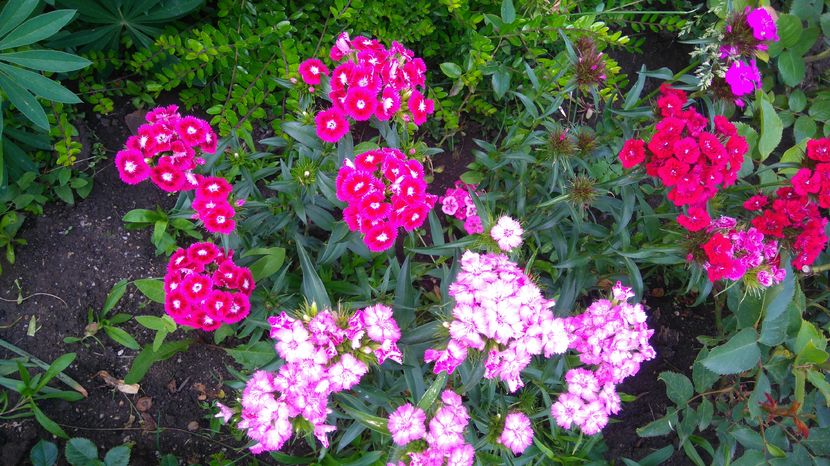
96,370,139,394
136,396,152,412
187,421,199,431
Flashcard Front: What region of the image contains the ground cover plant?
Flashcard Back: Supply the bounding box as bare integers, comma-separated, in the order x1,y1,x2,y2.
1,0,830,465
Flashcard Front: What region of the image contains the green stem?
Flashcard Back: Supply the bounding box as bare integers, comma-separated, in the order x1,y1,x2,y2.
805,48,830,64
634,59,701,108
714,291,724,337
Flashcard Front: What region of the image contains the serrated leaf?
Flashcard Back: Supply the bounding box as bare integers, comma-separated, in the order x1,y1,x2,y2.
30,440,58,466
701,328,761,375
65,438,98,465
659,371,693,405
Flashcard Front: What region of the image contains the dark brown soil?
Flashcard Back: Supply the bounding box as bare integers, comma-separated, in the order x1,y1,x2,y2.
0,105,267,465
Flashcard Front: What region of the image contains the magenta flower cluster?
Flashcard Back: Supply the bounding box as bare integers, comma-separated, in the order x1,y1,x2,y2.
700,216,786,287
237,305,402,453
720,8,778,105
551,282,655,434
439,180,484,234
387,390,475,466
306,33,434,143
425,251,569,392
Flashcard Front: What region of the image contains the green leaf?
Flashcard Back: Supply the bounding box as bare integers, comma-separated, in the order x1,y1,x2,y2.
789,89,807,112
243,247,285,281
65,438,98,465
701,328,761,375
807,369,830,407
0,0,39,38
659,371,693,405
636,412,677,437
32,403,68,439
0,72,47,129
491,69,510,99
417,373,447,411
296,240,331,310
30,440,58,466
758,97,783,160
225,341,276,369
794,319,827,353
102,280,128,316
53,185,74,205
134,278,165,303
122,209,158,224
776,14,803,48
0,50,90,72
103,445,130,466
439,62,462,79
0,10,77,50
501,0,516,23
794,116,816,142
0,63,80,103
338,404,389,435
135,315,165,331
36,352,75,391
124,339,191,384
281,121,321,149
105,327,140,350
778,50,806,86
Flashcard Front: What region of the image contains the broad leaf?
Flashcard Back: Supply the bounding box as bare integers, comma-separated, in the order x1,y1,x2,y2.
701,328,760,375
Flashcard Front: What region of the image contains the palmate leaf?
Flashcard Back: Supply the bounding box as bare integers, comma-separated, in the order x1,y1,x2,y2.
54,0,204,51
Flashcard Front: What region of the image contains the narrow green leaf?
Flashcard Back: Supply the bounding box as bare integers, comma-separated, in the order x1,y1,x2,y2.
102,280,128,316
0,0,39,38
134,278,165,303
0,72,48,129
35,352,75,391
0,63,80,103
105,327,140,350
501,0,516,23
296,239,331,309
124,339,191,384
0,50,90,72
0,10,77,50
32,403,68,439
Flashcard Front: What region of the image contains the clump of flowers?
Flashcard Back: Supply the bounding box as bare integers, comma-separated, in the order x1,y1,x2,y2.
163,241,254,330
712,7,778,105
192,176,238,234
115,105,217,190
237,304,402,453
336,148,436,252
694,216,786,287
425,251,568,392
741,140,830,271
618,85,748,207
490,216,523,252
306,33,434,144
388,390,474,466
552,282,655,435
439,180,484,234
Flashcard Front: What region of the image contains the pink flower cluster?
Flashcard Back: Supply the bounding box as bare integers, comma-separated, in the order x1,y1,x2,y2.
307,32,434,143
425,251,568,392
387,390,474,466
720,8,778,105
238,305,402,454
115,105,216,190
439,181,484,235
619,85,748,207
700,216,786,287
192,176,237,234
336,148,437,252
163,241,254,330
552,282,655,435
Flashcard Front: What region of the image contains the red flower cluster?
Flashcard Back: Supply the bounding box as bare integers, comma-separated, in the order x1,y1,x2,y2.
163,242,254,331
744,138,830,271
115,105,217,191
307,32,434,143
335,148,436,252
618,85,748,207
193,176,237,234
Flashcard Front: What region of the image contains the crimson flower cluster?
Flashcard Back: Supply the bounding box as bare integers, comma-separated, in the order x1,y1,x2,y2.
619,85,747,207
336,148,436,252
439,180,484,235
163,242,254,331
743,138,830,271
115,105,216,191
236,305,402,453
306,32,434,143
699,216,785,286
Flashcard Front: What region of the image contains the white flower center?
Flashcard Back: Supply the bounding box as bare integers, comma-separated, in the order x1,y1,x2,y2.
377,233,388,242
326,120,337,130
162,173,173,182
187,126,197,135
124,161,136,173
356,100,366,109
216,215,226,224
